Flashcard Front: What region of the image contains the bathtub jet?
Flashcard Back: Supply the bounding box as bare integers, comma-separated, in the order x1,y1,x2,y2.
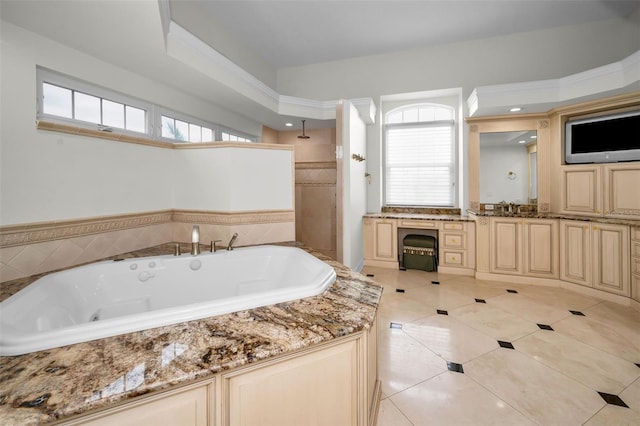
0,245,336,356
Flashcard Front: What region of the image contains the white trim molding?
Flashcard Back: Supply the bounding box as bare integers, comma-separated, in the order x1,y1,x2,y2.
467,50,640,116
159,2,376,124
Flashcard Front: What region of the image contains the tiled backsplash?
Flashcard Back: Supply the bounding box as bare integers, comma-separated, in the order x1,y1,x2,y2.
0,210,294,283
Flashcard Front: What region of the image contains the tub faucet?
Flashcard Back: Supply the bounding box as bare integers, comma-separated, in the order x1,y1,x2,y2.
227,233,238,251
191,225,200,256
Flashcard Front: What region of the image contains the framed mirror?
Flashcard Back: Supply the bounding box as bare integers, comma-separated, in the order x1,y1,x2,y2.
479,130,537,204
466,114,550,213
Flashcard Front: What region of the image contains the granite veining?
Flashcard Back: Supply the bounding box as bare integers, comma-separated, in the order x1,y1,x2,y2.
0,243,382,425
364,212,474,222
467,210,640,227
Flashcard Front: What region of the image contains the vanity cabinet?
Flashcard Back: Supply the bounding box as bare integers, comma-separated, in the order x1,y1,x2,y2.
490,217,523,275
363,217,474,273
632,227,640,303
489,217,558,278
363,218,398,267
560,220,630,296
439,222,475,271
560,163,640,218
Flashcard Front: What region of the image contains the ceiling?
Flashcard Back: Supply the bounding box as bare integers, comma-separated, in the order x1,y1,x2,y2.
190,0,639,69
1,1,638,132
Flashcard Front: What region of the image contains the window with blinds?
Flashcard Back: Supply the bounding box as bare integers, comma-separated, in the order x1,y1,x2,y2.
384,104,455,206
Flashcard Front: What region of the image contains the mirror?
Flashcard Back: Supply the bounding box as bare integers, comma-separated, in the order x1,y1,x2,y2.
479,130,537,204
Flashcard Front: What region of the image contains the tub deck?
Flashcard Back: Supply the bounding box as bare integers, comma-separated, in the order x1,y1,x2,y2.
0,243,381,425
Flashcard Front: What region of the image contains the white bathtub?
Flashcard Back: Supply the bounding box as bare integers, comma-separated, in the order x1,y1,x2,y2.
0,245,336,356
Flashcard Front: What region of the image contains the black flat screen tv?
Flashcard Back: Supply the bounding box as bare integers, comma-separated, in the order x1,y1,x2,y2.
565,109,640,164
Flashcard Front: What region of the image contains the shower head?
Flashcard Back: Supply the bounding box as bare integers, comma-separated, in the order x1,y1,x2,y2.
297,120,310,139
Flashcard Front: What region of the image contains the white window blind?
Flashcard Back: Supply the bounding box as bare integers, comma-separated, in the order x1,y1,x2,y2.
385,104,455,206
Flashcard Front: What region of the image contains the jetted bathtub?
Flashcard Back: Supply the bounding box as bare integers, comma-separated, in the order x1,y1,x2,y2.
0,245,336,356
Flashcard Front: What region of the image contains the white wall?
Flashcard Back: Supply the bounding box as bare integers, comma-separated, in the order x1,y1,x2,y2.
0,22,289,226
276,14,640,213
173,147,292,211
338,101,368,270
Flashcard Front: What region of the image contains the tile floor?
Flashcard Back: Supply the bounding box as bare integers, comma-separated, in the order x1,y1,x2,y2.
364,266,640,426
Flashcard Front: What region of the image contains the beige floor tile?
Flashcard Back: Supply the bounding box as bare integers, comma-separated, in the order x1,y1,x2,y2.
378,292,437,320
449,303,539,341
583,301,640,335
376,398,414,426
553,315,640,365
488,293,573,324
518,287,602,311
402,315,498,364
583,405,640,426
620,377,640,414
465,349,605,425
378,328,448,396
516,330,640,394
437,280,509,300
390,371,536,426
402,285,478,310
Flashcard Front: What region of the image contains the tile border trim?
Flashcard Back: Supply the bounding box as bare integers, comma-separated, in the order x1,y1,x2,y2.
0,209,295,248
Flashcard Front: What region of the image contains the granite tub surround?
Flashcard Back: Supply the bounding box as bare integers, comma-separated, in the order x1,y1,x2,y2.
0,244,382,425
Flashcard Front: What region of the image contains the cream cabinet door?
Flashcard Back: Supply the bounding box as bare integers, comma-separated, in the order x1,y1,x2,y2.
373,219,397,262
224,339,360,426
561,166,602,216
363,219,374,261
560,220,592,287
592,223,630,296
490,218,523,275
68,383,209,426
603,164,640,218
523,219,558,278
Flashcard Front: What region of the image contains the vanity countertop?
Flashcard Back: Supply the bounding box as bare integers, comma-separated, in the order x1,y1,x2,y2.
467,210,640,227
363,212,474,222
0,244,382,425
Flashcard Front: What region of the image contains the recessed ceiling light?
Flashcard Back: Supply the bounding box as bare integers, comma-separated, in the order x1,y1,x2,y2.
518,140,526,144
285,122,293,127
509,107,522,112
530,135,537,139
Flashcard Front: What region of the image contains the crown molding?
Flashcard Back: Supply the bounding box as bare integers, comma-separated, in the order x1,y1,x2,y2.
467,49,640,116
159,2,376,124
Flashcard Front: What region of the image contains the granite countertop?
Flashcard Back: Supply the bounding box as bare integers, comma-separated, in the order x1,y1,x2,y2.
0,243,382,425
363,212,474,222
467,210,640,227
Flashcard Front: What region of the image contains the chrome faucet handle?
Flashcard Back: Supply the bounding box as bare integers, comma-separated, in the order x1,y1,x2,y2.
211,240,222,253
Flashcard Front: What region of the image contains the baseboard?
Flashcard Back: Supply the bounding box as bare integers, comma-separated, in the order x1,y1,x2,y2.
368,379,382,426
475,272,634,306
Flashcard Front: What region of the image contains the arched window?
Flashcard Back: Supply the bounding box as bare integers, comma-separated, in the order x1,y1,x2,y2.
384,103,456,206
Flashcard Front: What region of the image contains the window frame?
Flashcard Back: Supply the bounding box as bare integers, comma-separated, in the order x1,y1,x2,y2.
156,107,219,144
383,103,458,207
36,67,258,144
37,67,153,139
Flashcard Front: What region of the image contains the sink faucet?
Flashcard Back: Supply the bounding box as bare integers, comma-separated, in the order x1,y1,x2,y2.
191,225,200,256
227,233,238,251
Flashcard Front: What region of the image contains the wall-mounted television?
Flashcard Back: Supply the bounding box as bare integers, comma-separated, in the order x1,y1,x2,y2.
565,109,640,164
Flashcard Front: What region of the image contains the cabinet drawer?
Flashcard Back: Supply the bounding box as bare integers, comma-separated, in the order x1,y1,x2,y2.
442,250,465,267
632,240,640,258
632,227,640,242
442,233,465,249
399,220,437,229
443,222,464,231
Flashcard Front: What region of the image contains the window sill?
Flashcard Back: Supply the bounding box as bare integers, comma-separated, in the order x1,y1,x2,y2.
36,121,278,150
